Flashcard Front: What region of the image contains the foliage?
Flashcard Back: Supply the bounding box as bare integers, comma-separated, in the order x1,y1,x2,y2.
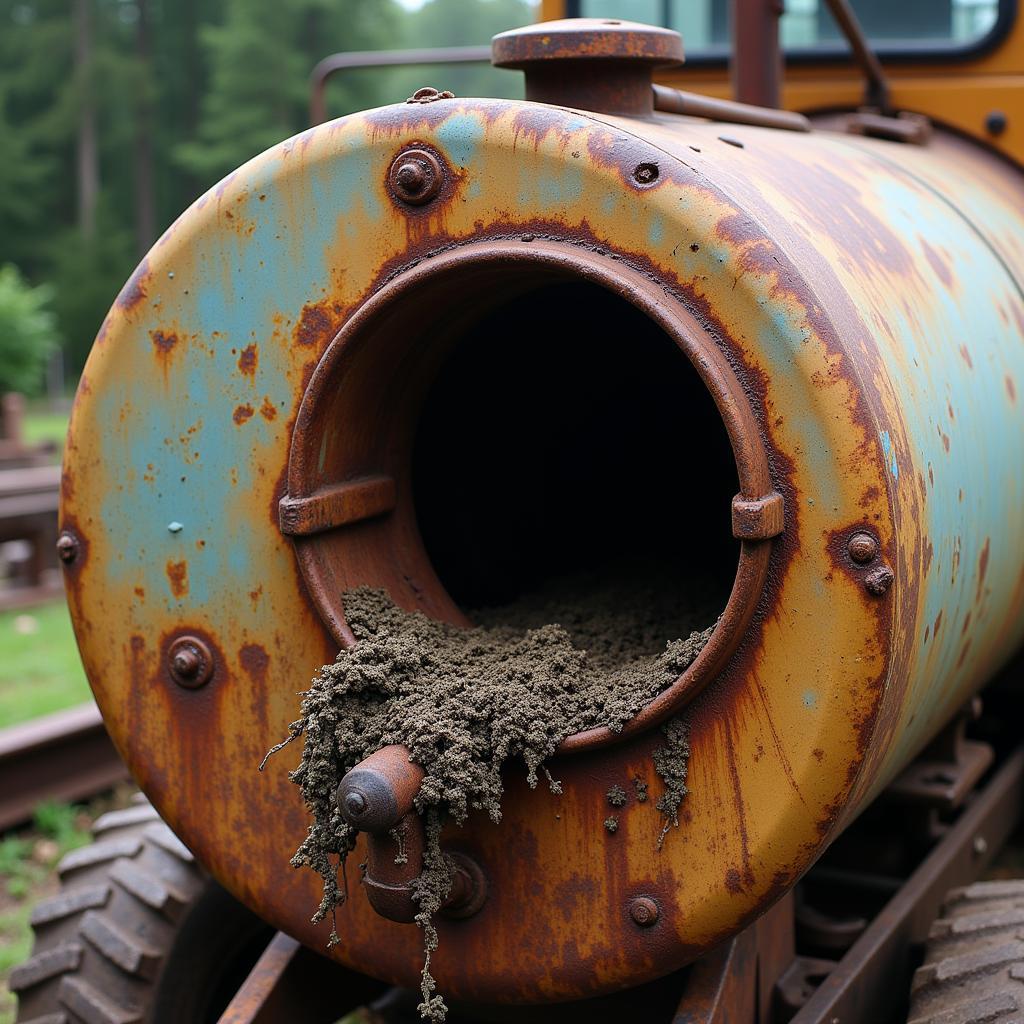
0,264,60,397
0,601,91,730
0,0,535,376
21,404,68,450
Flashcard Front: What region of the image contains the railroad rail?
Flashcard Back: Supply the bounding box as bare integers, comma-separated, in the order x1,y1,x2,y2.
0,702,127,832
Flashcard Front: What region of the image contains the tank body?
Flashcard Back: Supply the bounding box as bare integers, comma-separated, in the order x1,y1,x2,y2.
60,95,1024,1002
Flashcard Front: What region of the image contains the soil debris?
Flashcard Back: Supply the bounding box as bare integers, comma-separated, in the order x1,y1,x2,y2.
267,569,714,1022
633,777,649,803
607,785,628,808
653,719,691,849
604,816,619,833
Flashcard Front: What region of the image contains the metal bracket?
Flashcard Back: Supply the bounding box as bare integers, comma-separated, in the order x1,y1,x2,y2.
278,475,396,537
731,491,785,541
886,697,992,812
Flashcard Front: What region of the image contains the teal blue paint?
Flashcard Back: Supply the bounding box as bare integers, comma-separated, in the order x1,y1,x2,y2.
601,194,617,216
648,216,665,246
433,114,484,167
802,690,818,710
851,160,1024,765
880,431,891,457
97,148,331,615
754,301,845,517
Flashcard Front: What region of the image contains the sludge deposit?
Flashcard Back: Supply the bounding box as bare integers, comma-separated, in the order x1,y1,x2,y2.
266,571,715,1021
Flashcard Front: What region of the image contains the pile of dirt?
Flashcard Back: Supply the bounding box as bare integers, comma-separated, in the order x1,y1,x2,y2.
265,569,715,1022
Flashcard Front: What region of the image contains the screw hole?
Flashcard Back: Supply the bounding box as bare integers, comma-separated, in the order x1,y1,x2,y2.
633,162,659,186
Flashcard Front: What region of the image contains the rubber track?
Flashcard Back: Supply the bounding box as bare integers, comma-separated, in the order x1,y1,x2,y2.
908,880,1024,1024
10,802,205,1024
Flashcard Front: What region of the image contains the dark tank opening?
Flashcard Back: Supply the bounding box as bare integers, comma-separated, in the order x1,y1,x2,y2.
412,280,739,626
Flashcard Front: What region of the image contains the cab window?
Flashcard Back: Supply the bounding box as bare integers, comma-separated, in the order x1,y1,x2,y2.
570,0,1004,57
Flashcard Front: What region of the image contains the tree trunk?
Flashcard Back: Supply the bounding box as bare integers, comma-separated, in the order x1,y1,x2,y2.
134,0,156,255
74,0,98,240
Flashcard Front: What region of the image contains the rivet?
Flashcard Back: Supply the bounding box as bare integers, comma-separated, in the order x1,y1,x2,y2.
973,835,989,857
629,896,660,927
985,110,1008,136
847,531,878,564
633,162,659,185
864,564,894,596
56,531,79,565
719,135,745,149
167,521,184,534
389,148,443,206
168,635,214,688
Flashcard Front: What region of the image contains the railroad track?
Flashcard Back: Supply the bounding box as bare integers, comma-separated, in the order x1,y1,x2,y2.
0,702,128,832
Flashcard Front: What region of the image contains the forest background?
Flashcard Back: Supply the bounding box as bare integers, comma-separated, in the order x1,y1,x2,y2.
0,0,534,389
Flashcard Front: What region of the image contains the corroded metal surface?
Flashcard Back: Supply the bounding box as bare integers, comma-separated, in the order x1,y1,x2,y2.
493,18,683,115
62,90,1024,1003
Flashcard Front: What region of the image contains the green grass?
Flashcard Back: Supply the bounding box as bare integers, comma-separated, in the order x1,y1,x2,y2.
0,601,91,729
20,408,68,452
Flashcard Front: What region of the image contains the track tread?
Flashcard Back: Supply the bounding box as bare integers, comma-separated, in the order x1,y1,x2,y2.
30,887,110,928
79,911,161,979
57,838,141,878
14,802,192,1023
57,976,141,1024
91,807,160,837
15,797,274,1024
139,824,192,864
108,860,185,921
908,882,1024,1024
9,945,84,992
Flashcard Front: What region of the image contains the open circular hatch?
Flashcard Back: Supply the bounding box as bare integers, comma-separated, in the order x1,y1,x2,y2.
282,240,782,751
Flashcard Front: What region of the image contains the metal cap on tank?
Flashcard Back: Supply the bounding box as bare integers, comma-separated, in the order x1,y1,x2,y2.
491,18,684,116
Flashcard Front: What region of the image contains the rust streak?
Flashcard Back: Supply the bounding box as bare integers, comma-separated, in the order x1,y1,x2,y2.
978,539,991,602
166,560,189,598
238,344,258,377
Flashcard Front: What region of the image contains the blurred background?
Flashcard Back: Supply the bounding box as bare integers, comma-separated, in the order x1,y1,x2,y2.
0,2,532,1017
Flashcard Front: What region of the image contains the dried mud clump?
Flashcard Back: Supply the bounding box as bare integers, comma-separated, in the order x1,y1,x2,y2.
266,571,714,1022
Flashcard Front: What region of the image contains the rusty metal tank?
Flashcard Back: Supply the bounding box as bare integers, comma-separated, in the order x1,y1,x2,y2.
58,18,1024,1007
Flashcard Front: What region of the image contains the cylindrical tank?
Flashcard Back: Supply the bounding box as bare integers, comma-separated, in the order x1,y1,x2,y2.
60,19,1024,1006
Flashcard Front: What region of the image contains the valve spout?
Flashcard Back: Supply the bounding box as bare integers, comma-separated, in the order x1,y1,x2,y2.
336,745,486,924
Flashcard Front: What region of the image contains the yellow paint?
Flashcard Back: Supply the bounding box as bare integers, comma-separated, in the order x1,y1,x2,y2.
539,0,1024,164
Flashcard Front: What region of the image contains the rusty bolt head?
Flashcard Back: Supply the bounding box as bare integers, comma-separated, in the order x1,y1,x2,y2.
864,564,895,597
629,896,660,927
985,110,1008,136
633,162,659,186
441,851,488,920
344,791,368,817
56,530,79,565
168,635,213,688
389,149,443,206
847,531,879,564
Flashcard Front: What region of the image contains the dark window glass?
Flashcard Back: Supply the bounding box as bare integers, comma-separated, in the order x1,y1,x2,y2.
576,0,1001,53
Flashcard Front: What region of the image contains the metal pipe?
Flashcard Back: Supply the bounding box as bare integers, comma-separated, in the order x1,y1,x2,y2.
652,83,810,132
731,0,784,108
309,45,491,125
823,0,892,113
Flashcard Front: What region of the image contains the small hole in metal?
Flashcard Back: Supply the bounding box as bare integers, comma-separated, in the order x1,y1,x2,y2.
633,162,659,186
